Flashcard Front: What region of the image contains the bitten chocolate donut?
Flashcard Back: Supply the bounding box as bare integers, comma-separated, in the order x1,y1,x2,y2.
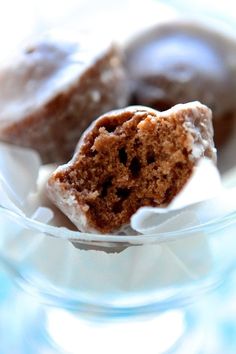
125,21,236,147
47,102,216,234
0,34,129,163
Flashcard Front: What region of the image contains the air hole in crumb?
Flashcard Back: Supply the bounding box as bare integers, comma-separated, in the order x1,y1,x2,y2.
175,162,184,169
112,201,123,214
146,151,155,164
119,148,127,165
104,124,117,133
129,157,141,177
88,149,97,157
164,187,173,202
101,177,113,197
116,188,131,199
182,148,188,157
134,138,141,149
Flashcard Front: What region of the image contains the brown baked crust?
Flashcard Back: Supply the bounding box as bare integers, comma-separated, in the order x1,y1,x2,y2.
47,102,216,234
0,42,129,163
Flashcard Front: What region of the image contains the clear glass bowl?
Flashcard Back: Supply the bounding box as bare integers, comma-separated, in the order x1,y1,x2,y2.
0,205,236,316
1,205,236,353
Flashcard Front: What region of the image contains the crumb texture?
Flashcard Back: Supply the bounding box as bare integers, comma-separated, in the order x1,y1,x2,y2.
48,102,215,233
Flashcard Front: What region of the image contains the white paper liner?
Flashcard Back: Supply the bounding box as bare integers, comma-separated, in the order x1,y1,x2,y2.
0,142,235,304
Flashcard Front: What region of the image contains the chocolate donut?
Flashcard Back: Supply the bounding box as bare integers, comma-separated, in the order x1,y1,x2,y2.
0,34,129,163
125,21,236,147
47,102,216,234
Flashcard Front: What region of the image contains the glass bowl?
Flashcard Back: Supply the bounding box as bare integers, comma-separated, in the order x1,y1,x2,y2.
1,205,236,353
0,205,236,315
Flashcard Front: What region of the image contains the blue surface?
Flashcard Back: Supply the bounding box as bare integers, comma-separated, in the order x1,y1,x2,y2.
0,268,236,353
0,271,55,354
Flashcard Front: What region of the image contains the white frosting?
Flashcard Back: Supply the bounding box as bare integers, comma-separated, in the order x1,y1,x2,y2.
125,19,236,116
0,32,113,124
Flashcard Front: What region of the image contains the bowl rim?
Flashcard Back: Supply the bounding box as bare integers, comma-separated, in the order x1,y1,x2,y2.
1,204,236,246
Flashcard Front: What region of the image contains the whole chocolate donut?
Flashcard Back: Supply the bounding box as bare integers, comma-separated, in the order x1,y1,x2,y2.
125,21,236,147
0,33,130,163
